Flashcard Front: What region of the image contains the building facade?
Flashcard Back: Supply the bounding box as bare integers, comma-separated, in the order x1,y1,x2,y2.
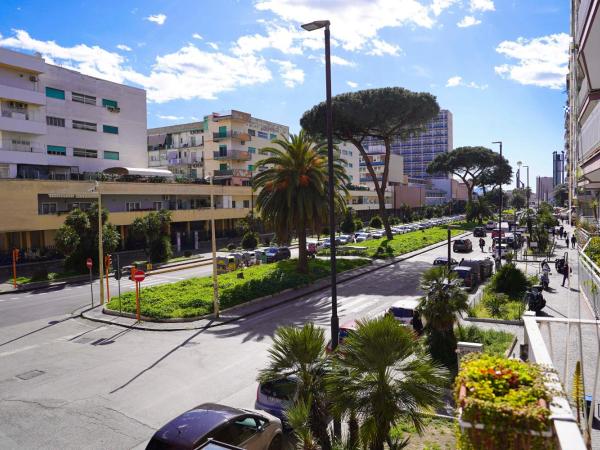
0,47,147,180
536,176,554,204
552,150,565,187
147,122,204,178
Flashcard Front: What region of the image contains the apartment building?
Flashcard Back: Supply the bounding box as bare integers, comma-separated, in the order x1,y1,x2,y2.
0,47,147,179
553,150,565,187
570,1,600,217
147,122,204,178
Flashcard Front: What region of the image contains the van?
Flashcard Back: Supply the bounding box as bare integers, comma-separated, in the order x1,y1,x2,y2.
451,266,477,289
459,258,493,281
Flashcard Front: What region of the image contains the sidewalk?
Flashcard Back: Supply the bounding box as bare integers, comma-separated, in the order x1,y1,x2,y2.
81,230,473,331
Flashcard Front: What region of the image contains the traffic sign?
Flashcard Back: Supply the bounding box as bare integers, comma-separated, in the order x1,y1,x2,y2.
86,258,93,269
133,270,146,283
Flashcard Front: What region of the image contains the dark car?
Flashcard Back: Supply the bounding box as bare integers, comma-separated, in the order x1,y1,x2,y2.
453,239,473,253
255,377,298,424
451,266,477,289
433,256,458,267
264,247,291,263
458,258,493,281
146,403,282,450
473,227,486,237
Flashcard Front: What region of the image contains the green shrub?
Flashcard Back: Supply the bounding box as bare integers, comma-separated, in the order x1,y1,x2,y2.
369,215,383,229
489,263,529,298
455,325,515,356
227,243,236,251
30,267,49,282
340,209,356,234
241,231,259,250
354,218,364,231
585,237,600,266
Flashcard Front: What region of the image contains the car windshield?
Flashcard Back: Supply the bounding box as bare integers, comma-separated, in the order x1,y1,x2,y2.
260,379,296,401
389,307,413,318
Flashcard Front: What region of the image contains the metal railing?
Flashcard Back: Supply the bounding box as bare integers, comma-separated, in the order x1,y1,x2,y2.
213,150,251,161
580,103,600,160
212,130,251,141
213,168,252,178
0,143,45,153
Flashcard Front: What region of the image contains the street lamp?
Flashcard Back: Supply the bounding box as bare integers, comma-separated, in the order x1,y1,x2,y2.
89,181,105,304
301,19,340,351
492,141,503,268
206,176,219,318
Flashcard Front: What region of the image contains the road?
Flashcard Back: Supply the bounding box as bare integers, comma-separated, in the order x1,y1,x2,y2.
0,231,489,450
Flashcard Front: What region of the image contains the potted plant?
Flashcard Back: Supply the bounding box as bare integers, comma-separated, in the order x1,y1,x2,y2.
454,353,554,449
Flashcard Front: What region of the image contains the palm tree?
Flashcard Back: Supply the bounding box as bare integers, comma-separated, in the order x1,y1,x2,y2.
258,323,331,450
327,316,449,450
469,195,493,224
253,131,349,273
417,267,469,372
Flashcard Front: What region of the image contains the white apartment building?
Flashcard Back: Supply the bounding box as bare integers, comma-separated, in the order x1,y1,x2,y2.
0,47,147,179
338,141,360,185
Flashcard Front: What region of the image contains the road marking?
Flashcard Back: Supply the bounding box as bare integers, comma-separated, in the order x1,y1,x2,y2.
0,344,39,358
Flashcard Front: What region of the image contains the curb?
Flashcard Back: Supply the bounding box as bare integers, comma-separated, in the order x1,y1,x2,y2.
80,230,473,331
463,316,523,326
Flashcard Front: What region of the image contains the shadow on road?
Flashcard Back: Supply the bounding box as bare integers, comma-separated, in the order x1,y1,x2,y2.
0,316,73,348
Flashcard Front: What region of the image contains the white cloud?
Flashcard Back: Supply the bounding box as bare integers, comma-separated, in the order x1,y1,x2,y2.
367,38,401,56
116,44,132,51
431,0,459,16
346,81,358,88
192,33,203,40
271,59,305,87
446,75,488,89
469,0,495,12
0,30,272,103
207,42,219,50
158,115,184,121
494,33,570,90
307,54,356,67
146,14,167,25
254,0,433,53
232,23,324,57
457,16,482,27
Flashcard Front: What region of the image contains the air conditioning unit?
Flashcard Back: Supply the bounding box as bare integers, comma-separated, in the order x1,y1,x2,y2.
107,106,121,113
29,75,38,82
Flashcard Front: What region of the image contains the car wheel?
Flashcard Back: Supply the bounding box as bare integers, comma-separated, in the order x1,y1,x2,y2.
268,434,282,450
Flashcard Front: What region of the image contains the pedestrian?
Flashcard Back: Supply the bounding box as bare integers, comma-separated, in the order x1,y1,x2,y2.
571,235,577,249
562,259,570,287
565,235,569,248
559,226,564,238
479,237,485,253
552,227,555,237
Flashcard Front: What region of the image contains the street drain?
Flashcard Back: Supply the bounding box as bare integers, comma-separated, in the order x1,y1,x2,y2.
16,370,45,380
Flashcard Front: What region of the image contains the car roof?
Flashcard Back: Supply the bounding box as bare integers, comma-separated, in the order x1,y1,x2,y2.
453,266,472,271
340,320,357,330
390,299,419,310
151,403,246,447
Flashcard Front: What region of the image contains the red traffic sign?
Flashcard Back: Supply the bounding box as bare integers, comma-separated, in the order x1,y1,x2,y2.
86,258,93,269
133,270,146,283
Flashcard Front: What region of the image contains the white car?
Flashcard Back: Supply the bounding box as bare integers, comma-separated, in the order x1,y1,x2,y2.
371,230,385,239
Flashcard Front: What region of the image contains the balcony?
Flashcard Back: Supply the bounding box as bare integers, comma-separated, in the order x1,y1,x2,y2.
0,141,45,154
213,168,252,178
0,109,46,135
581,103,600,161
576,0,593,44
213,149,251,161
212,130,251,142
0,85,45,105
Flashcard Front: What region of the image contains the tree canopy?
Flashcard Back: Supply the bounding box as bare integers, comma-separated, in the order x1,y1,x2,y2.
130,210,172,263
301,87,440,239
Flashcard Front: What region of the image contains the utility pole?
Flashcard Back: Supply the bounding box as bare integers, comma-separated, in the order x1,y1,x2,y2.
210,176,219,318
492,141,503,268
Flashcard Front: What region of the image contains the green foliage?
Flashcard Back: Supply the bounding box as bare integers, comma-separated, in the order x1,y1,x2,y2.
130,210,172,263
585,237,600,266
455,354,551,449
253,131,349,273
30,267,49,282
340,209,356,234
489,263,530,298
572,361,584,425
54,202,120,273
553,183,568,207
510,190,527,210
369,215,383,229
455,325,515,356
353,218,364,231
227,243,237,251
106,258,369,319
389,216,401,226
240,231,259,250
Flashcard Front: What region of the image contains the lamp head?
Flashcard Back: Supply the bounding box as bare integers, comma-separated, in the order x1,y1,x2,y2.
517,161,522,168
301,20,330,31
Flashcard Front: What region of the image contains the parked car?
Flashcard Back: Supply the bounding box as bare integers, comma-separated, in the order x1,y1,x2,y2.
385,300,422,333
433,256,458,267
326,320,357,352
146,403,283,450
354,232,370,242
492,244,511,259
451,265,478,289
453,239,473,253
458,258,493,281
473,227,486,237
371,230,385,239
264,247,291,263
255,377,298,424
485,221,496,230
339,234,353,244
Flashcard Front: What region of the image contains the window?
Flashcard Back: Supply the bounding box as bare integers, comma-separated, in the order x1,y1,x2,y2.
126,202,141,212
104,151,119,160
247,129,255,136
219,163,228,170
243,200,250,208
153,201,162,211
72,120,97,132
46,116,65,127
40,203,57,214
248,147,256,154
103,125,119,134
247,164,254,171
72,92,96,105
47,145,66,156
45,87,65,100
0,164,9,178
219,144,227,156
257,131,268,139
232,201,236,208
73,148,98,158
102,98,118,108
269,133,276,140
218,125,227,138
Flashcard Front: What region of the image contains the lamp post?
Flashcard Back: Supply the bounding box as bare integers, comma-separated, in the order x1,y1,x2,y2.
89,181,105,304
301,19,339,351
207,175,219,318
492,141,503,268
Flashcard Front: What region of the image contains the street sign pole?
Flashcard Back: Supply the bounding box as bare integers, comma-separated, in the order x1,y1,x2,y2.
116,254,122,317
132,269,145,321
104,254,111,303
86,257,94,308
12,248,19,289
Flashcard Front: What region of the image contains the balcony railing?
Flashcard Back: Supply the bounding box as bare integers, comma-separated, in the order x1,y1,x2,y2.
212,130,251,141
577,0,593,43
578,81,590,117
213,168,252,178
213,150,251,161
580,102,600,159
0,142,45,153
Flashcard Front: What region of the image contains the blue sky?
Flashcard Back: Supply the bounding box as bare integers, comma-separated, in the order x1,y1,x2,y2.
0,0,570,187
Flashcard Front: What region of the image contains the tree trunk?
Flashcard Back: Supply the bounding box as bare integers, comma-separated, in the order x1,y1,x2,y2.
297,218,308,274
349,412,359,449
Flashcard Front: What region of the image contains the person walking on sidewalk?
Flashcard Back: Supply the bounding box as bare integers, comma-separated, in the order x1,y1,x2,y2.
565,235,569,248
562,259,570,287
479,237,485,253
571,235,577,249
559,226,564,238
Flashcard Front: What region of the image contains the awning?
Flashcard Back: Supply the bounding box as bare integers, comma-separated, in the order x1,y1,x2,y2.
103,167,174,177
48,193,98,199
147,134,167,147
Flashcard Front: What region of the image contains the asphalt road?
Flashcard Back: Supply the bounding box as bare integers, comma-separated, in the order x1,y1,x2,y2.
0,231,491,450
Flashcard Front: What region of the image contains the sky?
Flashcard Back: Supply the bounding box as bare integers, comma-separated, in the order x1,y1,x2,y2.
0,0,570,188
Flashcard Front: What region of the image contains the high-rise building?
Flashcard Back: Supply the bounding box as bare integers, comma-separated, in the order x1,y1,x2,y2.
0,47,147,179
552,151,565,187
536,176,554,204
